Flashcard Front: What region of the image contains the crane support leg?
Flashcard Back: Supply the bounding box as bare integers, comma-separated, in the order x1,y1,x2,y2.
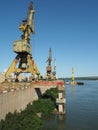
5,55,20,80
26,55,40,79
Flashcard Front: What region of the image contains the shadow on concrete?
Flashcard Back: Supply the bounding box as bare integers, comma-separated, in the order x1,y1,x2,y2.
34,88,42,98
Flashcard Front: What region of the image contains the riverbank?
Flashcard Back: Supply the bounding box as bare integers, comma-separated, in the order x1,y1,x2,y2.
0,87,58,130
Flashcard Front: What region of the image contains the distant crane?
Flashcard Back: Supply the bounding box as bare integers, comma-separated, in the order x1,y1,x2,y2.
72,67,74,82
52,59,57,79
71,67,75,85
5,1,40,81
71,67,84,85
45,48,57,80
46,48,52,79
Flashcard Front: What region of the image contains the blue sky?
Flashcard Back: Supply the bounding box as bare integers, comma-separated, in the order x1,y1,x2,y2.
0,0,98,78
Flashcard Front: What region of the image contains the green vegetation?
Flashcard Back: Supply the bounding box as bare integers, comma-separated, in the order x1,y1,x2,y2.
42,87,58,101
0,87,58,130
0,107,43,130
33,99,55,117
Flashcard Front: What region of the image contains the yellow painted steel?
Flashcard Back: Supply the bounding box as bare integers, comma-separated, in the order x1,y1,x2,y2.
71,67,75,85
72,67,74,82
5,59,19,79
5,2,40,81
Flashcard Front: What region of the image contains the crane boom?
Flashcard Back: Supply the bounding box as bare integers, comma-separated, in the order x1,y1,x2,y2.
19,1,35,44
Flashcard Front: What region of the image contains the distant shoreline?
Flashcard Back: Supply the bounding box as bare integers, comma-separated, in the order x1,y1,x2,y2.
59,77,98,81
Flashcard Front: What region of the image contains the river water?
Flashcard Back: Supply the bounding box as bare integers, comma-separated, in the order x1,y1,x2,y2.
42,80,98,130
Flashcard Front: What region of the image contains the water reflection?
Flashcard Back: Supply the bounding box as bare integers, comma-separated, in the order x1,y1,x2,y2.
42,114,66,130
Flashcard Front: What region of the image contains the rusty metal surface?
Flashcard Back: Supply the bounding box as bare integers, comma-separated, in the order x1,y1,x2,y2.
0,80,64,94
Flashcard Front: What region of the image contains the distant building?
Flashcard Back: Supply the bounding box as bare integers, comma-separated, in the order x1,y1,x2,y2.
0,72,5,83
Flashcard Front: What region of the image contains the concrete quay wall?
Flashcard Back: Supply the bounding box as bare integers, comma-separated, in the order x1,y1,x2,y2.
0,80,65,121
0,85,38,120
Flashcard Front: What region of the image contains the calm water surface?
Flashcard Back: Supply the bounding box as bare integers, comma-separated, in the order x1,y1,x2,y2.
42,80,98,130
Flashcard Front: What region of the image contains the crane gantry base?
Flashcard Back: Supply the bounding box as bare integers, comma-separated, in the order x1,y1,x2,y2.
5,54,40,81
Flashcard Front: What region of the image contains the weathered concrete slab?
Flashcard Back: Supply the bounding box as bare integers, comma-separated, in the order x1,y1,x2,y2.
0,84,38,120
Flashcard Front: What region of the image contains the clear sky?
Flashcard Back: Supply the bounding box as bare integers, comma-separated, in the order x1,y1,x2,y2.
0,0,98,78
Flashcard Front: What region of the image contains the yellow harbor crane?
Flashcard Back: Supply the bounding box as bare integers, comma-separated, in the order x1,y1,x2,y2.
5,2,40,81
71,67,75,85
72,67,74,82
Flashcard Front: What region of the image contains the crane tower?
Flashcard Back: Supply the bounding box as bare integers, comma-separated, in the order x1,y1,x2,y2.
71,67,75,85
45,48,57,80
5,2,40,81
72,67,74,82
